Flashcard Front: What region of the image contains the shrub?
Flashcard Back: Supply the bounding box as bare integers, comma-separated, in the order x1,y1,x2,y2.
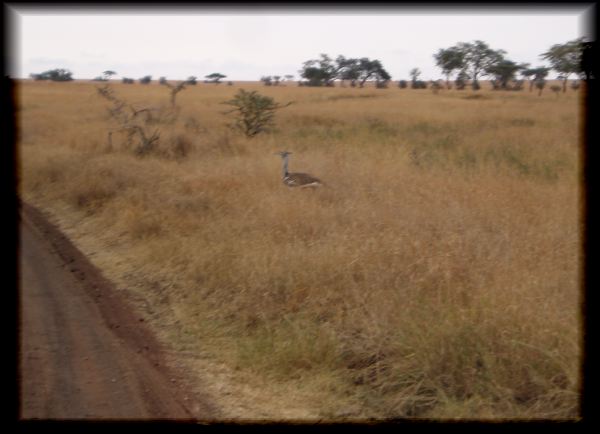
221,89,292,138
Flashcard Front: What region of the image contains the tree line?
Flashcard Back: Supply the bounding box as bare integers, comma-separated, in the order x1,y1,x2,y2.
30,69,231,86
433,38,590,93
29,37,594,92
285,37,593,91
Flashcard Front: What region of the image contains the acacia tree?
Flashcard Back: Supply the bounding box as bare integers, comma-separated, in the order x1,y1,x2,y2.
521,66,550,92
454,40,505,90
30,68,74,81
300,53,338,86
409,68,425,88
357,58,390,87
541,37,585,92
336,55,361,87
535,73,549,96
409,67,421,82
103,70,117,80
300,54,390,87
205,73,227,84
433,47,464,89
486,59,528,90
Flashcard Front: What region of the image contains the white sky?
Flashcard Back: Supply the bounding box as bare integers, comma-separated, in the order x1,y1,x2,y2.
5,4,595,81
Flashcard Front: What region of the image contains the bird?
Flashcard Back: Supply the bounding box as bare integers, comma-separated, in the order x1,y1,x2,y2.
275,151,323,188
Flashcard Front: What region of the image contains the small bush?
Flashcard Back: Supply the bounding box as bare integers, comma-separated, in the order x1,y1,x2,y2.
222,89,292,138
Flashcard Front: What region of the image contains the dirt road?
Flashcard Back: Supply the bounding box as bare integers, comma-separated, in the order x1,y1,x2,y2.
18,202,214,420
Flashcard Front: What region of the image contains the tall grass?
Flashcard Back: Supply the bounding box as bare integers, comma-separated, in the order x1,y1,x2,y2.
18,80,582,419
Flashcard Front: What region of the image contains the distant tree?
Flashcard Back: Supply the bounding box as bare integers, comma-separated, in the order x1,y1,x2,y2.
205,72,226,84
185,76,197,85
358,58,391,87
521,66,550,92
398,80,408,89
535,78,547,96
521,66,546,92
519,64,533,89
409,68,421,88
433,47,464,89
284,74,294,82
30,68,74,82
449,40,505,90
300,53,338,86
261,76,273,86
48,68,74,81
486,59,528,90
103,70,117,80
92,76,107,82
541,38,585,92
122,77,134,84
159,76,167,85
299,53,390,88
139,75,152,84
336,56,361,87
409,74,427,89
273,75,281,86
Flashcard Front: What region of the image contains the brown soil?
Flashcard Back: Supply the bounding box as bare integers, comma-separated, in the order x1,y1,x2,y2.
18,201,217,421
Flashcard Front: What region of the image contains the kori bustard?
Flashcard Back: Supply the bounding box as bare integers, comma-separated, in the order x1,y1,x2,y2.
275,151,323,188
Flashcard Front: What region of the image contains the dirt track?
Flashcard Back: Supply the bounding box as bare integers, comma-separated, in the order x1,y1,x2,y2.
18,201,215,420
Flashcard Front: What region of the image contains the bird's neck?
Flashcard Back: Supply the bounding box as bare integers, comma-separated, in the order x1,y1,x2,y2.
282,156,289,178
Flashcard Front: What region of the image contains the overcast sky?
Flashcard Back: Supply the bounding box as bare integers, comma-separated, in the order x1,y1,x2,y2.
6,4,594,81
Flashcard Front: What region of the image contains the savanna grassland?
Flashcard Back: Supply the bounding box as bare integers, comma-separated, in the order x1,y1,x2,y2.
17,79,583,420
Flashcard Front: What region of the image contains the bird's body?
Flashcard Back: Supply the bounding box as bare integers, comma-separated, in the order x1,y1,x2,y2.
275,151,323,188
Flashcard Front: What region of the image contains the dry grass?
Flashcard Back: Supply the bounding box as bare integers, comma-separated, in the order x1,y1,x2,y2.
18,79,582,420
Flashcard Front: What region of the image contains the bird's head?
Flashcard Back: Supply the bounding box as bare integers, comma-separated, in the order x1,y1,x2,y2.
275,151,292,158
